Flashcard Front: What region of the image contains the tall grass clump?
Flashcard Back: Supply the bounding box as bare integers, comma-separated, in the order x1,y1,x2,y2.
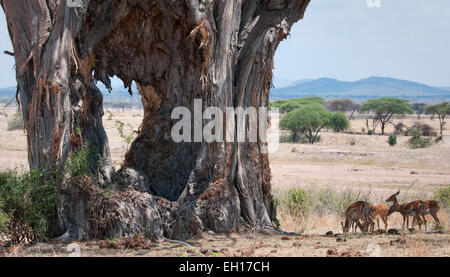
388,134,397,146
64,145,97,178
274,187,371,222
408,127,432,149
7,112,23,131
434,185,450,209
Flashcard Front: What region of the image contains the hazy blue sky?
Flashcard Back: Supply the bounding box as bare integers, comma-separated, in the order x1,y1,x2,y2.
0,0,449,88
274,0,450,87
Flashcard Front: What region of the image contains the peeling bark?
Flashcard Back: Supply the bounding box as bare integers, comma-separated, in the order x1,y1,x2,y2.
1,0,310,240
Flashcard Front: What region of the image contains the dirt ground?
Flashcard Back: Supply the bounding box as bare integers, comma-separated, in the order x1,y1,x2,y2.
0,107,449,257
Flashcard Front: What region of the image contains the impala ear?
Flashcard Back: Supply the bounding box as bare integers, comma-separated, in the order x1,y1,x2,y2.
395,191,400,196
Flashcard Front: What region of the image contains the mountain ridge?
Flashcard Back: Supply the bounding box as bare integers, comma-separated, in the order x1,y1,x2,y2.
271,76,450,103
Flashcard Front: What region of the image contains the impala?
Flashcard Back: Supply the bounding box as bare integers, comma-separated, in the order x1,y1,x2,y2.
371,204,390,231
386,191,423,230
341,201,374,233
412,200,441,231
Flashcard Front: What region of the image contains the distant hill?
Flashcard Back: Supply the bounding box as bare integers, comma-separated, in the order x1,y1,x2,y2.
270,77,450,103
0,83,142,106
0,86,16,103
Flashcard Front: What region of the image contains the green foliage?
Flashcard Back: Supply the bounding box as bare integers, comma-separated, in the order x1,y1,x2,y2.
360,98,414,115
280,103,332,144
314,188,370,216
434,185,450,209
426,102,450,134
408,132,432,149
0,170,57,243
367,130,373,135
65,145,96,178
7,112,23,131
388,134,397,146
0,145,103,244
329,112,350,132
275,187,370,219
425,102,450,117
270,97,325,113
361,98,413,134
115,120,136,149
285,188,309,217
407,124,433,148
279,103,349,144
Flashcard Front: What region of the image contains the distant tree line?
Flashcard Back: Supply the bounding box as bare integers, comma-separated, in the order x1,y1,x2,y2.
103,101,143,112
271,96,450,143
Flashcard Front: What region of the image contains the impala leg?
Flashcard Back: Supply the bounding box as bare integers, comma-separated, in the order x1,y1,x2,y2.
382,216,388,232
431,212,440,226
422,215,427,231
415,214,422,231
376,218,380,230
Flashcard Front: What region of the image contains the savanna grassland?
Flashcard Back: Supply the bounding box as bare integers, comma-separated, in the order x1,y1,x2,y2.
0,107,449,257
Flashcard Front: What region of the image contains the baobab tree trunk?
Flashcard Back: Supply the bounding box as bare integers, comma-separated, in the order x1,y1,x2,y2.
1,0,310,241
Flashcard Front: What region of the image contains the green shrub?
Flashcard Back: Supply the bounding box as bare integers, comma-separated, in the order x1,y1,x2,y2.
65,145,96,178
7,112,23,131
285,188,310,217
330,112,350,132
388,134,397,146
367,130,373,135
435,135,443,143
434,185,450,209
405,126,421,137
409,134,432,149
0,170,57,243
0,145,101,244
313,188,369,215
274,187,371,220
115,120,136,150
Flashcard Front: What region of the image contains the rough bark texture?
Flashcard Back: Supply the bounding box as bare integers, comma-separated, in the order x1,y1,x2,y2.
1,0,310,241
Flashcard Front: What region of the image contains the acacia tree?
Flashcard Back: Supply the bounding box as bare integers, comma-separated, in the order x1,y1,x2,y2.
270,97,324,113
412,103,427,120
326,98,359,120
1,0,311,240
280,103,349,144
426,102,450,135
360,98,413,135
